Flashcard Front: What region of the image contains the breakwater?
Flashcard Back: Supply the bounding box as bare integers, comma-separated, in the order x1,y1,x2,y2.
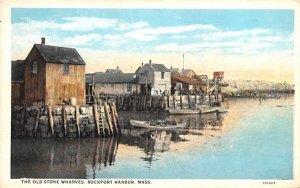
11,102,120,138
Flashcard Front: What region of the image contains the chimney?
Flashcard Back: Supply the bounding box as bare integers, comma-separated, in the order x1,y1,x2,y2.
41,37,45,45
141,62,144,66
171,66,173,70
117,66,119,69
149,60,152,65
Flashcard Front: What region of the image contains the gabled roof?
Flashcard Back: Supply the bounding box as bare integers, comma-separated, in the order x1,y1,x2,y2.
31,44,85,65
172,75,206,85
86,72,137,84
181,69,196,76
150,63,170,72
11,60,25,81
105,69,123,74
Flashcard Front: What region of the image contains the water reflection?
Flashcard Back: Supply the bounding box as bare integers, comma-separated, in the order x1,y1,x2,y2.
118,112,225,169
11,112,225,178
11,137,119,179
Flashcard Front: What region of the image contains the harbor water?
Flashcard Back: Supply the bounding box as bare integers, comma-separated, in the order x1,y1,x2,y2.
11,96,294,179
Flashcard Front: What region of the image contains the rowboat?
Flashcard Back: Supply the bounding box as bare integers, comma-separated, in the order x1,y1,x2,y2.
168,108,200,115
130,120,186,130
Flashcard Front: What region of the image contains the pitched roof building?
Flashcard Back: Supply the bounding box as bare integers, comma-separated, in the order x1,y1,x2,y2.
24,38,86,105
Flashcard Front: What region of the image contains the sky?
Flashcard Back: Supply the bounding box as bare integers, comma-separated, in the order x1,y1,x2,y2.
11,9,294,83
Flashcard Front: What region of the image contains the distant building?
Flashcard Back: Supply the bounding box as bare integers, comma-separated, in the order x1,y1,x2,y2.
213,71,224,81
86,72,140,95
171,75,206,94
11,60,25,105
136,60,171,95
24,38,86,105
181,69,197,79
105,67,123,74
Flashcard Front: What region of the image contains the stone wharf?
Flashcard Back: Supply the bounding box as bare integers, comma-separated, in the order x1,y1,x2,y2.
11,102,121,138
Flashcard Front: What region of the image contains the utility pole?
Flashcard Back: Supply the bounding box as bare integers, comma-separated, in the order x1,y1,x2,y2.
183,54,185,70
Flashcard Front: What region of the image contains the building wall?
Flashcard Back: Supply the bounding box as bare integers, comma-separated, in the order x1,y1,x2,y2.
24,47,47,105
46,63,86,105
94,83,140,95
136,64,155,85
153,71,171,94
12,81,24,105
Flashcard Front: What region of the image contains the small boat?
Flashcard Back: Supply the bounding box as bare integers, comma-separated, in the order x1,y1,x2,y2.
130,120,186,130
197,105,218,114
168,108,200,115
216,107,229,113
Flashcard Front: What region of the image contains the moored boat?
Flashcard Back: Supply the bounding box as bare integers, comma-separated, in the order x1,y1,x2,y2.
130,120,186,130
168,108,200,115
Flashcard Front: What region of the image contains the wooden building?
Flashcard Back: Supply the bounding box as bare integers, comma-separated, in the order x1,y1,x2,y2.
181,69,197,79
171,75,207,94
86,72,140,96
136,60,171,95
24,38,86,105
213,71,224,81
11,60,25,105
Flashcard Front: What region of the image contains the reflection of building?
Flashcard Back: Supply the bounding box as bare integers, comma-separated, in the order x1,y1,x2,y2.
136,60,171,95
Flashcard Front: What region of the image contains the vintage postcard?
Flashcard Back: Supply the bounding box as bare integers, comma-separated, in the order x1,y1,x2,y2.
1,0,299,188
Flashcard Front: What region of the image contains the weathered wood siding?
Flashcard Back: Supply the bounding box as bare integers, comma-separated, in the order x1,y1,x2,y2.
11,81,24,105
94,83,140,95
24,46,86,105
46,64,86,105
24,47,46,105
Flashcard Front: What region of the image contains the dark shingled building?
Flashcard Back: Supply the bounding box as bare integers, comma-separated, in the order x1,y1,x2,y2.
11,60,25,104
24,38,86,105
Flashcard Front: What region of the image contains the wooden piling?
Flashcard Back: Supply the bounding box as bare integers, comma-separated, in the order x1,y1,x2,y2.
180,94,183,109
104,102,114,135
195,94,197,109
109,102,119,135
188,94,191,109
173,95,176,109
62,104,67,137
47,105,54,137
93,104,100,137
75,105,80,137
34,106,40,137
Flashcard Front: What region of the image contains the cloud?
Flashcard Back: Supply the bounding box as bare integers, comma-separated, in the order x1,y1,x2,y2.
197,28,272,41
124,24,216,41
117,21,149,30
62,33,102,46
153,41,274,54
61,17,117,31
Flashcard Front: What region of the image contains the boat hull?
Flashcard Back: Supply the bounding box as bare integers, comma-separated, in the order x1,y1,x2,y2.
130,120,186,130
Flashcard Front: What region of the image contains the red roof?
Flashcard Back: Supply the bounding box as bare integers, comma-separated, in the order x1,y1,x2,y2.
172,75,206,85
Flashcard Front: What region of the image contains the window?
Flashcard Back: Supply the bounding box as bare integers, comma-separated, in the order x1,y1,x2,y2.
127,84,132,92
32,61,38,74
63,64,69,74
161,72,165,79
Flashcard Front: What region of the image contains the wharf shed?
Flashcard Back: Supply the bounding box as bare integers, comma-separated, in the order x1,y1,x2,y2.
24,38,86,105
86,72,140,95
136,60,171,95
11,60,25,105
171,75,207,94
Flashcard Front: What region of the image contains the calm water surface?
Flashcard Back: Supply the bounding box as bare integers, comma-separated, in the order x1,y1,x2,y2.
11,96,294,179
